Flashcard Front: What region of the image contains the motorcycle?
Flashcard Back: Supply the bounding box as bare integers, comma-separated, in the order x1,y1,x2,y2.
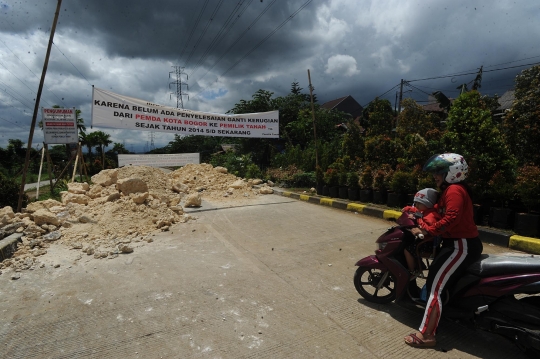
354,211,540,357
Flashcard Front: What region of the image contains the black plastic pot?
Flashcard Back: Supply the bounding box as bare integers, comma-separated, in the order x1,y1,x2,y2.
489,207,515,230
348,187,359,201
514,212,540,237
359,189,373,203
329,186,339,198
387,192,408,208
322,185,330,197
339,186,349,199
373,190,387,204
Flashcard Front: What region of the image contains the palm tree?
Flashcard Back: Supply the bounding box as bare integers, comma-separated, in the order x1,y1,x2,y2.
79,131,98,159
92,131,112,169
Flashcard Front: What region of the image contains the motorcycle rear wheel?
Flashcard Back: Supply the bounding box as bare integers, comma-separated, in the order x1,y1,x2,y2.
354,266,396,304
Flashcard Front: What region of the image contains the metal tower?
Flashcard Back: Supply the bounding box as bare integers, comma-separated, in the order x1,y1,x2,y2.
169,66,189,109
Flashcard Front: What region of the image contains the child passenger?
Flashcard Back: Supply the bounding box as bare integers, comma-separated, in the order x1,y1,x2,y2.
402,188,441,275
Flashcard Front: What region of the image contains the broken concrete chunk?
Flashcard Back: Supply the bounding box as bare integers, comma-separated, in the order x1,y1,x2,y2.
26,199,63,213
183,193,202,207
130,192,149,204
32,209,61,226
118,244,133,253
214,166,228,174
67,182,90,194
91,169,118,187
259,186,274,194
230,179,245,189
116,177,148,195
43,231,62,241
61,193,90,205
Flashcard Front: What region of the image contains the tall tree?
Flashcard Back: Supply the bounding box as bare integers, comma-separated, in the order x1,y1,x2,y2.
503,65,540,166
362,98,394,136
92,131,112,169
443,91,516,200
396,98,435,138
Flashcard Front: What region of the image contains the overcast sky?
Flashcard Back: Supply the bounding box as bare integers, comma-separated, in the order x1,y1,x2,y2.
1,0,539,152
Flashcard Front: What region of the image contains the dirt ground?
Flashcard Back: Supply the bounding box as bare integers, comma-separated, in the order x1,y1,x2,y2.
0,189,531,358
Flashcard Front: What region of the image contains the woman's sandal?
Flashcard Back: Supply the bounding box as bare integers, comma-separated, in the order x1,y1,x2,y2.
404,333,436,348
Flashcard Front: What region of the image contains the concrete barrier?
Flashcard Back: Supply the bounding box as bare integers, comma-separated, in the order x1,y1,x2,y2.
269,187,540,254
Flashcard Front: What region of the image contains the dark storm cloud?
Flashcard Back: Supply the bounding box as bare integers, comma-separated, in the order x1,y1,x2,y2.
1,0,539,151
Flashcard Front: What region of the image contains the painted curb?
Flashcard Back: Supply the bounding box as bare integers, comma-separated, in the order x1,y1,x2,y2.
268,187,539,253
509,235,540,255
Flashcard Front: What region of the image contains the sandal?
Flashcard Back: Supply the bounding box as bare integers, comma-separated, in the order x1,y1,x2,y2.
404,333,436,348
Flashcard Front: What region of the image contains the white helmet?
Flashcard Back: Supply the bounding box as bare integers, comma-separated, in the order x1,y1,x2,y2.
423,153,468,184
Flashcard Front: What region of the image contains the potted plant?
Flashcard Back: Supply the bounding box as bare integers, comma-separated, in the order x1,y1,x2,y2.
359,166,373,203
487,171,516,230
372,165,391,204
347,171,360,201
323,167,339,198
315,165,324,195
514,165,540,237
388,171,416,208
338,168,349,199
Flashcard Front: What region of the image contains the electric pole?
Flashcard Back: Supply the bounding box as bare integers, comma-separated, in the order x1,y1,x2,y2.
169,66,189,109
17,0,62,212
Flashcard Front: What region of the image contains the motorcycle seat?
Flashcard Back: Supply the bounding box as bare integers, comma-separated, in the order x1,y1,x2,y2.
467,254,540,278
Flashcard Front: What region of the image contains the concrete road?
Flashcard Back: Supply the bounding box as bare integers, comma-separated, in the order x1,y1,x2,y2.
0,195,530,358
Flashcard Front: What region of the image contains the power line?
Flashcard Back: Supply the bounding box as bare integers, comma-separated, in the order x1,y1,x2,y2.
1,23,68,107
0,114,27,130
183,0,226,68
194,0,310,99
0,60,54,108
189,0,254,78
52,42,92,87
408,61,540,82
361,83,401,108
177,0,211,65
195,0,278,84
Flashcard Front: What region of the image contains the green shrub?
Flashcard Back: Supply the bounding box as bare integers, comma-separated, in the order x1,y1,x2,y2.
245,163,262,179
0,173,27,209
291,172,316,187
347,172,360,189
359,166,373,189
515,165,540,211
323,168,339,186
389,171,416,194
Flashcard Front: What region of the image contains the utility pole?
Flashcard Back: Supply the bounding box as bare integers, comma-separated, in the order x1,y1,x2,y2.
307,69,319,172
17,0,62,212
396,79,404,130
169,66,189,109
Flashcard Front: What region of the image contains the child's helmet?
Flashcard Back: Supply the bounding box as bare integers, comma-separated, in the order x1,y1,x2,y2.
423,153,468,184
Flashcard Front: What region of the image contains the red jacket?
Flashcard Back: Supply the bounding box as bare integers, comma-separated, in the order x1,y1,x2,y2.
424,184,479,239
418,207,441,229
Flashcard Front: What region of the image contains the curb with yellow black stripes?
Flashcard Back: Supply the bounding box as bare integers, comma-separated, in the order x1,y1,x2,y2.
274,188,540,255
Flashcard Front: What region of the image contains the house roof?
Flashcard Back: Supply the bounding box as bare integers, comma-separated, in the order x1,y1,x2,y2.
321,96,349,110
422,95,454,113
497,90,515,111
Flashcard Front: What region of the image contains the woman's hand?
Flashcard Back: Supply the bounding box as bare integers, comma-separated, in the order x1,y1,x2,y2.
410,227,427,237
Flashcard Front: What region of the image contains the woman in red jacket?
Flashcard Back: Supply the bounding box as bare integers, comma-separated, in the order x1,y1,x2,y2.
404,153,483,348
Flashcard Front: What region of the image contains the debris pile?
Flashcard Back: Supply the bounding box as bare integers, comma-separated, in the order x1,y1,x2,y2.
0,164,273,273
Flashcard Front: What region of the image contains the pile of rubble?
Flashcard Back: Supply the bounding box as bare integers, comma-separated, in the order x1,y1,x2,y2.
0,163,274,273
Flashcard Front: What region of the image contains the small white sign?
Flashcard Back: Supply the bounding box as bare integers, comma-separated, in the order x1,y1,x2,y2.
42,107,78,144
118,153,200,168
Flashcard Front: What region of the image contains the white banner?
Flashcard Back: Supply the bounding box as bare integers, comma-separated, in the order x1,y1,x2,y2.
42,107,78,144
91,87,279,138
118,153,200,168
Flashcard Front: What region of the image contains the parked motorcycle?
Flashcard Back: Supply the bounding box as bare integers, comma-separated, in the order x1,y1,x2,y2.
354,212,540,357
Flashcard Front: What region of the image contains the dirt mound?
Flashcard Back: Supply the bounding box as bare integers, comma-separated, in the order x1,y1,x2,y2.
0,164,273,273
